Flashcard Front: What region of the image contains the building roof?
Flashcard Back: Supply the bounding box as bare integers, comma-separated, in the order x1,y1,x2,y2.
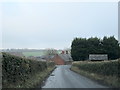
58,54,73,61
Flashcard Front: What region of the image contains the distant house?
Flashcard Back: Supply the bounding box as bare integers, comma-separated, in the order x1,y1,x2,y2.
33,55,55,62
36,55,46,60
7,52,25,57
52,51,73,65
27,56,47,61
28,56,36,59
58,54,73,64
89,54,108,61
52,54,65,65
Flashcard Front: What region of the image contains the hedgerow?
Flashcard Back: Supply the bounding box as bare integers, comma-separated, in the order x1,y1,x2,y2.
2,52,55,86
72,60,120,77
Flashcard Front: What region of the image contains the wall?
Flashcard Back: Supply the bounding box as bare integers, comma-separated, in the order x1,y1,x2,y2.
52,55,65,65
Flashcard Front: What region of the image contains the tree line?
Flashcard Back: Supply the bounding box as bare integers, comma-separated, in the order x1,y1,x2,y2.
71,36,120,61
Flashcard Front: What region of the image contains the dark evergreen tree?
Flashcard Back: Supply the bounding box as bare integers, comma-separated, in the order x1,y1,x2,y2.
102,36,119,59
71,38,88,61
71,36,120,61
87,37,101,54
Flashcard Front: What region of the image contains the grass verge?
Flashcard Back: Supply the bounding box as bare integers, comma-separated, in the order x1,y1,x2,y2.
71,66,119,88
3,66,55,88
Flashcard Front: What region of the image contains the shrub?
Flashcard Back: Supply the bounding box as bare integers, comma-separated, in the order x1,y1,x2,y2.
2,52,55,84
72,60,119,77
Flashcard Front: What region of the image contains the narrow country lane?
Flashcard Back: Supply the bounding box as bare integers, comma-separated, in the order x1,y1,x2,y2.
42,65,108,88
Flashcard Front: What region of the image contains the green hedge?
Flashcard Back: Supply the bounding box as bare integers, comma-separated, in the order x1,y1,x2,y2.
2,52,55,84
72,60,120,77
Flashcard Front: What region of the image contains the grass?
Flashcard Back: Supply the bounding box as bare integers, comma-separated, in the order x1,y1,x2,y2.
3,67,55,88
71,60,120,88
23,51,45,57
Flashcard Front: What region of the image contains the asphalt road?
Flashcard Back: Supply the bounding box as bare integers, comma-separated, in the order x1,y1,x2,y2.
42,65,108,88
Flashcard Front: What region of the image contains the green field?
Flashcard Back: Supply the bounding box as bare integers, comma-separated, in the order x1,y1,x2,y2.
23,51,46,57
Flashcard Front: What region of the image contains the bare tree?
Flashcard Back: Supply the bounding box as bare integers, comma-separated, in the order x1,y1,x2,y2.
45,48,58,56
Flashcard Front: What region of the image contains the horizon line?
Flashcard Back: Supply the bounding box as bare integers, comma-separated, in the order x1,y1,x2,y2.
0,0,119,3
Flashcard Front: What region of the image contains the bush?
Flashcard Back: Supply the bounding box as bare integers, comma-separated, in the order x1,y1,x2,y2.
71,36,120,61
72,60,120,77
2,52,55,85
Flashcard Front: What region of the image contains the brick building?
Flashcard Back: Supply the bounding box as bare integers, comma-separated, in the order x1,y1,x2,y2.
52,54,65,65
52,51,73,65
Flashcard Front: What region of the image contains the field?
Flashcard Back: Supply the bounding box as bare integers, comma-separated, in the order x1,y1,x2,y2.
71,59,120,88
22,51,46,57
22,50,63,57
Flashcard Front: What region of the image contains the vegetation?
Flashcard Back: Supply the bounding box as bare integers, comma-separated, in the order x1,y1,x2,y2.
71,36,120,61
71,59,120,87
45,48,58,55
23,51,45,57
2,52,55,88
0,53,2,89
23,49,58,57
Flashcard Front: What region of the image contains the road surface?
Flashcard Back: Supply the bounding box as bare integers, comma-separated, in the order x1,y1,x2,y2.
42,65,108,88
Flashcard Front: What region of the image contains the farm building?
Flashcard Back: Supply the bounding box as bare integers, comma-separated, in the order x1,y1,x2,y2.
58,54,73,64
31,50,73,65
34,56,47,61
52,54,65,65
51,51,73,65
89,54,108,61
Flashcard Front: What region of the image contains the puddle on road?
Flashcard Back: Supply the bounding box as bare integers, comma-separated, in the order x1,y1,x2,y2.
51,73,55,76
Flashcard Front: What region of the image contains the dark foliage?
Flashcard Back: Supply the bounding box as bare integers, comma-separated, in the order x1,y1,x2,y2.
72,60,120,77
71,36,120,61
2,52,55,84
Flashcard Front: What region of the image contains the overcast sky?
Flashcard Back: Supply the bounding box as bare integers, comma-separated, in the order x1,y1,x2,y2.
1,1,118,49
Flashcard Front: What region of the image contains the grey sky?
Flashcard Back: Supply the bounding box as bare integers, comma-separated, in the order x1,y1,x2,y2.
1,2,118,49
